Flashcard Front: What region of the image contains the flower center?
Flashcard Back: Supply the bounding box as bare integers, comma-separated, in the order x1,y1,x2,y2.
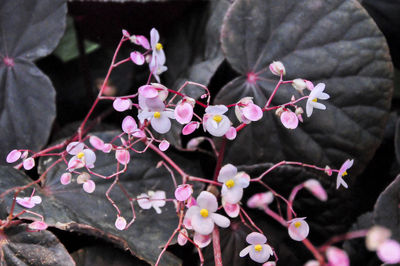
254,244,263,252
200,208,209,218
312,98,318,102
294,221,302,228
225,179,235,189
77,152,85,159
156,43,163,51
153,112,161,119
213,115,222,123
342,171,348,176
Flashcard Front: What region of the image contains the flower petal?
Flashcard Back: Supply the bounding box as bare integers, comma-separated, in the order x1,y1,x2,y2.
239,245,251,257
193,232,212,248
249,244,271,263
83,180,96,193
210,213,230,228
66,142,84,155
218,164,238,183
122,116,138,134
113,98,132,112
137,193,152,209
115,216,127,230
197,191,218,212
6,149,21,163
151,115,171,134
192,214,214,235
246,232,267,245
89,136,105,150
288,218,309,241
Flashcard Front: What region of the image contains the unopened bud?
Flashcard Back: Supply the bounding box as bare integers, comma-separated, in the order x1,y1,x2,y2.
292,78,306,94
295,107,304,115
275,106,284,116
269,61,286,76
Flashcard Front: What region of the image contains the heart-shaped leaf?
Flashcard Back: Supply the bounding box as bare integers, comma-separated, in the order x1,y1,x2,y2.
0,0,67,163
216,0,393,180
0,131,203,265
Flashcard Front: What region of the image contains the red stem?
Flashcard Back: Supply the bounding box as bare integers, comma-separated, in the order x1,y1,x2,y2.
212,227,223,266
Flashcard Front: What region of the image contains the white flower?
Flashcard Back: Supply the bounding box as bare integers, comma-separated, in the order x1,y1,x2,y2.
137,190,166,214
138,102,175,134
336,159,354,189
203,105,231,137
66,142,96,171
217,164,250,204
288,217,309,241
149,28,167,82
239,232,274,263
306,83,330,117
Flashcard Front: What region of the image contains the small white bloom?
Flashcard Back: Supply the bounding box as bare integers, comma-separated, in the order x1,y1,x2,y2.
138,102,175,134
239,232,274,263
217,164,250,204
203,105,231,137
137,190,166,214
306,83,329,117
288,217,309,241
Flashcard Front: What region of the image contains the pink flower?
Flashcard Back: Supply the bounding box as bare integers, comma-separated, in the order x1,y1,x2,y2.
77,172,95,193
203,105,231,137
336,159,354,189
60,172,72,185
122,116,139,135
217,164,250,204
247,192,274,209
16,190,41,209
28,221,48,231
288,217,309,241
23,157,35,170
175,184,193,202
115,216,127,231
129,34,150,49
138,104,175,134
89,135,105,150
240,232,274,263
130,51,145,65
178,229,188,246
193,232,212,248
326,246,349,266
137,190,166,214
175,98,195,124
222,198,240,218
67,142,96,171
235,97,263,124
115,149,130,165
182,122,200,135
113,98,132,112
304,179,327,201
269,61,285,76
184,191,230,235
280,110,299,129
225,127,237,140
377,239,400,264
159,140,170,151
6,149,21,163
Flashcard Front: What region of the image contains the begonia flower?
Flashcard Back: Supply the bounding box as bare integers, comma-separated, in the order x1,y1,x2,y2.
182,122,200,135
222,198,240,218
184,191,230,235
159,140,170,151
150,28,166,67
194,232,212,248
23,157,35,170
326,246,349,266
292,78,307,94
306,83,329,117
240,232,274,263
217,164,250,204
235,97,263,124
280,110,299,129
304,179,327,201
115,216,127,230
16,190,41,209
137,190,166,214
77,172,96,193
247,192,274,209
175,97,195,124
122,115,139,135
377,239,400,264
130,51,145,65
203,105,231,137
269,61,285,76
6,149,21,163
129,34,150,49
225,127,237,140
60,172,72,185
178,229,188,246
175,184,193,202
336,159,353,189
115,149,130,165
288,217,309,241
366,226,391,251
138,103,175,134
113,98,132,112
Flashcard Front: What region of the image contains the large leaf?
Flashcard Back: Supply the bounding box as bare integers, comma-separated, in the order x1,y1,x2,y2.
215,0,393,181
0,0,67,163
0,131,203,265
0,224,74,265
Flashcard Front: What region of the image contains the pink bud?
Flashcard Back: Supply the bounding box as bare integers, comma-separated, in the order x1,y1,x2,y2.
175,102,194,124
326,247,349,266
60,173,72,185
174,184,193,201
178,229,188,246
122,116,138,134
366,226,391,251
89,136,105,150
115,216,127,230
83,180,96,193
225,126,237,140
6,149,21,163
305,80,314,90
130,51,145,65
242,103,263,121
28,221,48,231
159,140,170,151
325,166,332,176
269,61,286,76
280,110,299,129
182,122,199,135
113,98,132,112
102,143,112,153
116,149,130,165
122,29,130,37
304,179,327,201
139,85,158,98
377,239,400,264
23,157,35,170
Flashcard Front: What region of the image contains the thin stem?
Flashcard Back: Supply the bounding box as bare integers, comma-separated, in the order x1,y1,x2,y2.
213,137,227,181
212,227,223,266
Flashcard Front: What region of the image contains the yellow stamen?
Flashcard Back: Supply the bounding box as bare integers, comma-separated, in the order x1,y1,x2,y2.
77,152,84,159
342,171,348,176
200,209,209,218
153,112,161,119
312,98,318,102
156,43,163,51
225,179,235,189
213,115,222,123
254,244,263,252
294,221,302,228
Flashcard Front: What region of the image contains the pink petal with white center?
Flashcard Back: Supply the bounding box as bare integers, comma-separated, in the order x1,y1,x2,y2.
83,149,96,166
175,102,193,124
89,136,105,150
225,127,237,140
178,229,188,246
175,184,193,201
197,191,218,213
130,51,145,65
60,173,72,185
31,196,42,204
113,98,132,112
235,172,250,188
28,221,48,231
249,244,272,263
122,116,138,134
150,115,171,134
222,185,243,204
136,35,150,49
102,143,112,153
210,213,230,228
139,85,158,98
23,157,35,170
288,217,309,241
218,164,238,183
6,149,21,163
242,103,263,121
182,122,199,135
239,245,251,257
159,140,170,151
66,142,84,155
16,197,35,208
377,239,400,264
194,233,212,248
246,232,267,245
280,110,299,129
304,179,327,201
223,201,240,218
83,180,96,193
192,214,214,235
116,149,130,165
205,105,228,115
137,193,152,209
115,216,127,230
326,246,349,266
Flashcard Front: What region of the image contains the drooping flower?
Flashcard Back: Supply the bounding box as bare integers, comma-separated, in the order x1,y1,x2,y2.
303,179,327,201
288,217,309,241
326,246,350,266
247,192,274,210
122,115,139,135
280,110,299,129
130,51,145,65
183,191,230,235
23,157,35,170
150,28,166,67
292,78,307,94
203,105,231,137
16,190,41,209
217,164,250,204
66,142,96,171
377,239,400,264
239,232,274,263
77,172,96,193
306,83,330,117
159,140,170,151
336,159,354,189
174,97,195,124
137,190,166,214
115,149,130,165
129,34,150,49
234,97,263,124
138,103,175,134
269,61,286,76
182,121,200,135
178,229,189,246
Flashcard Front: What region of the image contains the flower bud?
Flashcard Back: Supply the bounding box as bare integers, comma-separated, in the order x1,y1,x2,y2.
292,78,306,94
269,61,285,76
